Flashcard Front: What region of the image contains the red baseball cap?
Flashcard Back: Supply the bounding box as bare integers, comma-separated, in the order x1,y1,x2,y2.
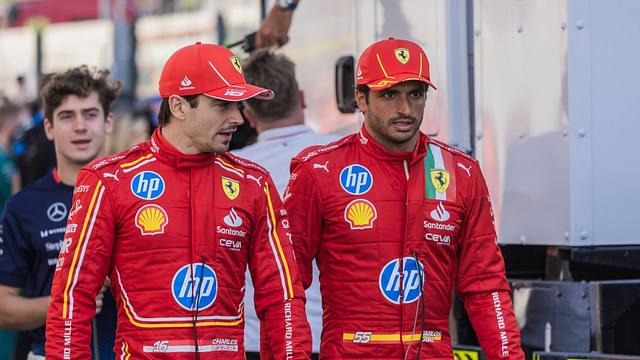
158,42,274,101
356,37,437,90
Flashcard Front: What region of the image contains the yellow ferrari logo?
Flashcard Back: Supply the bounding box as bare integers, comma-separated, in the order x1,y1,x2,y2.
222,177,240,200
230,56,242,74
430,169,450,193
394,48,410,64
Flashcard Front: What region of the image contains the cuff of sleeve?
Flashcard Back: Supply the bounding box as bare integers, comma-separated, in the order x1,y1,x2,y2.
0,272,26,288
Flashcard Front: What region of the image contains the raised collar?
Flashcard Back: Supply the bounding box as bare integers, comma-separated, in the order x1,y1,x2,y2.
257,124,313,142
357,125,427,164
150,128,217,169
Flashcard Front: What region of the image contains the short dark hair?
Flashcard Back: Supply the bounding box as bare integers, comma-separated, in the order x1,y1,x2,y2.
356,85,370,101
41,66,121,122
157,95,199,127
242,50,299,121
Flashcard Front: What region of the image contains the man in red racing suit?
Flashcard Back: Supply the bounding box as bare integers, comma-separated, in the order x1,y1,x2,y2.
46,42,311,359
283,38,523,359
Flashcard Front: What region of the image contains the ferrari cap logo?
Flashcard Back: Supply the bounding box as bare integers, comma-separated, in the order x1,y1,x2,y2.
394,48,410,64
430,169,450,193
230,56,242,74
222,177,240,200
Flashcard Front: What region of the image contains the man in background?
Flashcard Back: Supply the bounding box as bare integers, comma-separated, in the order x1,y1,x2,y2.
0,66,118,360
0,97,22,360
0,97,21,208
234,49,338,359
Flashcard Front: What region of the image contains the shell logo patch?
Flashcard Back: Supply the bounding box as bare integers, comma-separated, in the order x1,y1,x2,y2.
222,177,240,200
394,48,410,64
135,204,168,235
430,169,450,193
344,199,377,230
230,56,242,74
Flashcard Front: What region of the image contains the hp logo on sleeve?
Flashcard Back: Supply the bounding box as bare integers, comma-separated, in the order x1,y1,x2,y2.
379,257,424,304
339,164,373,195
171,263,218,311
131,171,165,200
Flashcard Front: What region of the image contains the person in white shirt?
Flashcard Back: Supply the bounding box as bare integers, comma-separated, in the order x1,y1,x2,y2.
234,49,337,360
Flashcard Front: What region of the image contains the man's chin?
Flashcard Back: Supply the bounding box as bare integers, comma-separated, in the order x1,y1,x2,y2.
69,152,102,166
206,143,230,154
391,132,418,143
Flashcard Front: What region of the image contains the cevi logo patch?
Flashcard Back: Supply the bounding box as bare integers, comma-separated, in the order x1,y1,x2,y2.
344,199,377,230
135,204,168,235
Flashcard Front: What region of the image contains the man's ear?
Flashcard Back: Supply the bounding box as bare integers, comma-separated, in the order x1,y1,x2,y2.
242,106,258,128
43,118,55,141
299,90,306,109
105,112,114,135
355,90,368,114
168,95,188,121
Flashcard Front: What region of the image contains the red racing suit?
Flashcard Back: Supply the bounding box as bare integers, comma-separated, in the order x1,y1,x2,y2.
284,126,523,359
46,129,311,359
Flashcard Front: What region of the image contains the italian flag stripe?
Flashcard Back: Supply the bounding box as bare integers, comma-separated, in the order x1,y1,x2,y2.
425,145,436,199
443,149,456,201
430,144,446,200
425,143,457,201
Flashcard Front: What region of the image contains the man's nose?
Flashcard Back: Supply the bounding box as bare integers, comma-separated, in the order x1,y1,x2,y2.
229,106,245,126
396,97,412,116
74,116,88,131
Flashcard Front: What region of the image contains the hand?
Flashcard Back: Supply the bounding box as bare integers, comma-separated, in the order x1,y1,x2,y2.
95,279,110,315
255,6,294,48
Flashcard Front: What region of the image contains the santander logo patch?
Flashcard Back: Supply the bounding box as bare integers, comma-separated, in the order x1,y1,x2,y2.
179,76,195,90
224,208,243,227
430,202,450,222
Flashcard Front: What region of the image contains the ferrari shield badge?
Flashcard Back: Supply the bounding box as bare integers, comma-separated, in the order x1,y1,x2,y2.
230,56,243,74
394,48,410,64
222,177,240,200
430,169,450,193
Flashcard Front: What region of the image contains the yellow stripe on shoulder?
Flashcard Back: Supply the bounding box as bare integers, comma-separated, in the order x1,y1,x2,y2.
120,153,154,169
216,157,245,174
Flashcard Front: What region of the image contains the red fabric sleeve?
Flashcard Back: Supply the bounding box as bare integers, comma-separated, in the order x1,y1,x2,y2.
283,160,322,291
456,165,524,360
45,170,115,359
249,174,311,359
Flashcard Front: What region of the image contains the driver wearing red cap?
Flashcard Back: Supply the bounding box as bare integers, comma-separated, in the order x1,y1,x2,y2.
45,42,312,359
284,38,524,359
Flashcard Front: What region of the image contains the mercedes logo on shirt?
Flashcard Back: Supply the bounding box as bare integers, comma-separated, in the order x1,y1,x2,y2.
47,202,68,222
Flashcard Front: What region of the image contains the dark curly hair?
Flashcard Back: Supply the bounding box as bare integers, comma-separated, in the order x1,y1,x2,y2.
41,65,121,121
